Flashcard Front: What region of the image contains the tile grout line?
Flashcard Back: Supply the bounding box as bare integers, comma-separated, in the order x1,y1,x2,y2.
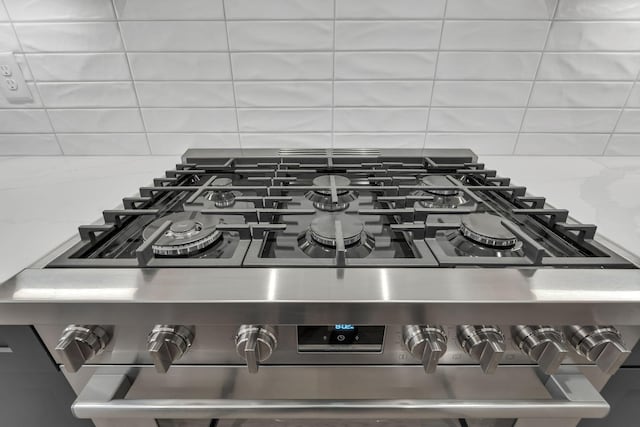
330,0,336,149
420,0,448,156
109,0,152,155
601,66,640,155
512,2,560,155
3,0,65,155
221,0,243,152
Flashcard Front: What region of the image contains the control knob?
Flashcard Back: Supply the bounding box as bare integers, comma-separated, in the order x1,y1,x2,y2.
457,325,505,374
564,325,630,375
513,325,568,374
147,325,195,373
235,325,278,373
402,325,447,373
55,325,110,373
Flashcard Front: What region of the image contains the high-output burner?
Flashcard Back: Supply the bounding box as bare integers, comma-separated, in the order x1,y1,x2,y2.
206,177,238,208
298,214,374,258
446,213,524,258
142,212,223,256
305,175,358,211
413,175,474,209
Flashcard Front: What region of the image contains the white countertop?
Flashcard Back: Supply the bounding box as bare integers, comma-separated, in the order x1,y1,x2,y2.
1,155,639,283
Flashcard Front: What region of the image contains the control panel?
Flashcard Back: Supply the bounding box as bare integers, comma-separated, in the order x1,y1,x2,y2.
297,325,385,352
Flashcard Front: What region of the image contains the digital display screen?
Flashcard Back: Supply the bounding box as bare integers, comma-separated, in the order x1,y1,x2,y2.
334,324,355,330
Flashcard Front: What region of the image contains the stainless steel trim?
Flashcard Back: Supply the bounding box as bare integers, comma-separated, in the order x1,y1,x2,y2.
71,366,609,420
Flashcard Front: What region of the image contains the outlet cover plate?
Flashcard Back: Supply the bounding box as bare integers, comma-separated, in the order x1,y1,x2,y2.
0,52,33,103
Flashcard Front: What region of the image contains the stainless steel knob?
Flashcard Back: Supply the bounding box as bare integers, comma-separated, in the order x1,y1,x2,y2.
513,325,568,375
564,325,630,375
55,325,109,373
235,325,278,373
147,325,195,373
402,325,447,374
457,325,505,374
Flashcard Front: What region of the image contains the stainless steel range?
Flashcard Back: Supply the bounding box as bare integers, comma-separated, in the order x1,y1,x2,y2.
1,148,639,427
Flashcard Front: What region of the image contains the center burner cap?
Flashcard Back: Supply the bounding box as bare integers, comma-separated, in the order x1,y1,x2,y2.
312,175,351,195
420,175,459,196
143,212,223,256
170,219,200,235
309,215,364,247
459,213,518,248
206,177,236,208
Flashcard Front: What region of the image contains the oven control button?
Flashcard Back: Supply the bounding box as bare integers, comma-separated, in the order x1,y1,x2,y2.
147,325,195,373
402,325,447,374
457,325,505,374
564,325,630,375
235,325,278,374
55,325,110,373
513,325,568,375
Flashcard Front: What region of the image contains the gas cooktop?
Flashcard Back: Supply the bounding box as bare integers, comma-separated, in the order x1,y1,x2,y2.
48,148,634,269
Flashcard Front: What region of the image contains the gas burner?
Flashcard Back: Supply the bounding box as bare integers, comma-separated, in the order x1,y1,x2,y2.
206,177,239,208
305,175,358,211
142,212,223,256
445,213,524,258
298,214,374,258
413,175,474,209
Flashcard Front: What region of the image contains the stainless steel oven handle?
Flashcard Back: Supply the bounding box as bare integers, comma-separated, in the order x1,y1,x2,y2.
72,369,609,420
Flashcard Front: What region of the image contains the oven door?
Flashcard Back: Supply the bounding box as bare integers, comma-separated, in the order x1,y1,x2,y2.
65,365,609,427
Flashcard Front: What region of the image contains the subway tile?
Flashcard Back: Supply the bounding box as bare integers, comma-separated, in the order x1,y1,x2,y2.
57,133,150,155
441,21,549,51
334,108,428,132
547,22,640,51
148,133,240,154
129,53,231,80
3,0,115,21
605,134,640,155
429,108,525,132
627,85,640,107
0,83,41,108
227,21,332,51
0,110,52,133
556,0,640,19
431,81,531,107
336,0,445,19
0,134,61,155
235,82,332,107
515,133,609,155
437,52,540,80
0,3,8,21
120,21,228,52
48,109,144,132
334,81,432,106
240,133,332,148
427,133,518,154
522,109,620,133
232,53,333,80
37,82,138,108
334,133,425,148
142,108,237,132
113,0,224,20
529,82,632,107
335,21,442,51
27,53,131,81
225,0,333,19
136,82,235,107
335,52,437,79
237,108,331,132
15,22,123,52
446,0,557,19
537,53,640,80
13,55,33,81
616,109,640,132
0,24,20,51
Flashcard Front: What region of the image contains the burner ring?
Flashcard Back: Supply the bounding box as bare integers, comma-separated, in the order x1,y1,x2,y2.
306,174,358,212
309,215,364,247
206,177,237,208
459,213,518,248
420,175,460,196
142,212,223,256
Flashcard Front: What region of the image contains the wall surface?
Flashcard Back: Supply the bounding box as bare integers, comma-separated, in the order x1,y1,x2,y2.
0,0,639,156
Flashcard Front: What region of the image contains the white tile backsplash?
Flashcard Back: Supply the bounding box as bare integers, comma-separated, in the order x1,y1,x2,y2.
0,0,639,156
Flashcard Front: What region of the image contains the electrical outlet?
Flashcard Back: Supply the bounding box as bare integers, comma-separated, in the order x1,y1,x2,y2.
0,52,33,103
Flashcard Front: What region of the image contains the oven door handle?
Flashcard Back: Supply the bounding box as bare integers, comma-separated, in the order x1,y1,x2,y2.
72,368,609,420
